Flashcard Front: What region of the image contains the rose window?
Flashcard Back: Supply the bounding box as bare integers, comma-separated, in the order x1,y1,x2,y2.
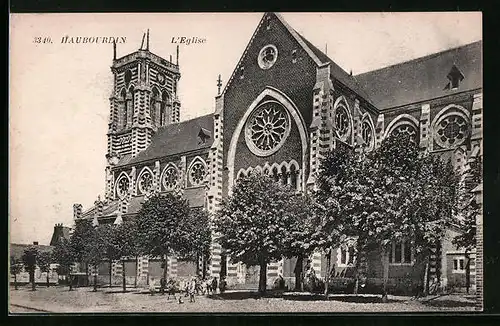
162,166,178,190
361,121,374,149
391,124,418,144
189,161,206,186
138,171,154,194
258,44,278,70
334,106,350,140
245,101,291,156
435,115,468,148
116,176,129,199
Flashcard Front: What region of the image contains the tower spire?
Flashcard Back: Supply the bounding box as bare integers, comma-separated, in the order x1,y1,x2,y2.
217,74,222,95
113,39,116,60
140,32,146,50
146,29,150,51
176,45,179,66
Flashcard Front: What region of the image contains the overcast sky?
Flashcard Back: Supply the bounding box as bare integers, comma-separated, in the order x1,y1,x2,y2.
9,12,482,245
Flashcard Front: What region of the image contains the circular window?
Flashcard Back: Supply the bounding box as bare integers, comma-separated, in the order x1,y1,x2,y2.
390,124,418,144
189,161,206,186
245,101,291,157
138,171,154,194
257,44,278,70
162,165,179,190
334,105,351,141
116,176,129,199
435,115,468,148
361,120,374,150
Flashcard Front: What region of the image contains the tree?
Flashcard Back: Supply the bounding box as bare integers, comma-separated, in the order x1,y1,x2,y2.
37,251,53,288
136,193,192,284
182,208,211,277
316,135,458,300
280,193,320,292
214,172,305,294
84,225,107,291
70,219,95,285
10,256,23,290
453,156,482,293
97,224,119,287
110,220,139,292
52,237,76,290
22,246,39,291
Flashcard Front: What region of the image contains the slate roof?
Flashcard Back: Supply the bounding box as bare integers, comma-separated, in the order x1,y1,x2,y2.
49,225,71,246
10,243,54,261
354,41,482,110
295,33,376,107
123,114,214,166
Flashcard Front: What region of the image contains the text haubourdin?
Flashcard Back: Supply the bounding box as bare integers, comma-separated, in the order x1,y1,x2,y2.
61,36,127,44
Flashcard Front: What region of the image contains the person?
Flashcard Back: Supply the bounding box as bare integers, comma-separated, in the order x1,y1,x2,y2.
219,276,227,294
160,277,166,295
211,277,218,295
188,278,197,303
166,278,177,300
149,278,156,296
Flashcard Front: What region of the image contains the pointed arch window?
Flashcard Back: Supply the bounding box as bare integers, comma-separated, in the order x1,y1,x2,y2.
188,160,206,186
162,165,179,191
390,123,418,145
120,89,127,129
361,120,374,150
150,88,160,125
138,170,154,195
334,103,351,141
116,175,130,199
160,92,170,126
126,86,135,128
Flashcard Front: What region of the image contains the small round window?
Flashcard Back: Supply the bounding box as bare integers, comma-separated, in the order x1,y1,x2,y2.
189,161,206,186
390,124,418,145
138,171,154,195
435,114,468,148
258,44,278,70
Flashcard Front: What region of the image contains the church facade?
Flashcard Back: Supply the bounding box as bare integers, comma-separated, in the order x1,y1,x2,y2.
71,13,482,293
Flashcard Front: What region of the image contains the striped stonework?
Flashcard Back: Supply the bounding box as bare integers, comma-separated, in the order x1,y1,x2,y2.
267,261,280,283
312,251,322,278
471,93,482,143
420,104,431,151
208,94,225,279
168,255,178,279
375,113,385,149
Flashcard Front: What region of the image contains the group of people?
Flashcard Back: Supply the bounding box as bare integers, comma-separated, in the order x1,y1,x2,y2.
149,275,228,303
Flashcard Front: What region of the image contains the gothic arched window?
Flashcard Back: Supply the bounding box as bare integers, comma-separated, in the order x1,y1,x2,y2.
290,164,297,189
334,104,351,141
120,89,127,129
151,87,159,125
435,114,469,148
160,92,169,126
390,123,418,144
280,165,287,185
188,160,206,186
116,175,129,199
138,170,154,195
162,165,179,191
361,120,374,150
127,86,135,128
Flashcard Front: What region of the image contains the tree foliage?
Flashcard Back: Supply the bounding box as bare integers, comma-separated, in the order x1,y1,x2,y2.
22,246,39,291
52,237,75,278
10,256,23,290
181,208,211,261
37,251,53,287
315,135,459,297
70,219,95,268
136,192,193,279
214,172,316,292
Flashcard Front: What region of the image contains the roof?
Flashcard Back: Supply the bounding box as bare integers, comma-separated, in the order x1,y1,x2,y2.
354,41,482,110
123,114,214,166
10,243,54,261
49,225,71,246
294,32,376,107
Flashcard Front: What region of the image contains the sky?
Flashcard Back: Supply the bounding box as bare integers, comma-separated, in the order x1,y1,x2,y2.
9,12,482,245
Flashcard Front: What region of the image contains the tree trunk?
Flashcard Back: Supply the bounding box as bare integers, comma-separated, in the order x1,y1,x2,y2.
47,272,50,287
381,250,389,302
294,255,303,291
14,274,18,290
163,253,168,281
93,273,98,292
68,273,73,291
324,249,331,299
30,271,36,291
109,260,112,287
354,240,363,296
134,256,138,288
85,263,89,287
258,260,267,294
122,259,126,293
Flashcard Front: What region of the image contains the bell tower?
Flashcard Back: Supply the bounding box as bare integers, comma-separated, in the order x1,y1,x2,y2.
104,31,181,199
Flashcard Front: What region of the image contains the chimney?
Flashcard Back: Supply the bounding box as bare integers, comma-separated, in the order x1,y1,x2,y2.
33,241,38,246
73,203,83,219
95,196,104,216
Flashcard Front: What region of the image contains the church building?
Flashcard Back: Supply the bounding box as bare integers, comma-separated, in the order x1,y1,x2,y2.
70,13,482,294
